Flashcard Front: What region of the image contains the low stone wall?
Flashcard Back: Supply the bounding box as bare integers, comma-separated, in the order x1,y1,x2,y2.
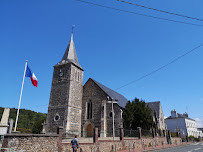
1,133,183,152
61,137,180,152
171,137,182,145
1,134,59,152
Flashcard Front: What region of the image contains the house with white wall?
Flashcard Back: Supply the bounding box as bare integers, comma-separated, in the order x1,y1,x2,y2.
165,110,203,138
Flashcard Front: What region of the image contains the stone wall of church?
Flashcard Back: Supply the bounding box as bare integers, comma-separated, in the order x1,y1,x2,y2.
158,104,167,130
49,64,71,106
46,63,83,136
81,79,123,137
82,79,108,134
46,64,72,134
64,64,83,136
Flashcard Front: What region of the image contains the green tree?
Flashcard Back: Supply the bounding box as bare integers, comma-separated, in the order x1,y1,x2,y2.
0,107,47,133
123,98,153,130
32,118,46,134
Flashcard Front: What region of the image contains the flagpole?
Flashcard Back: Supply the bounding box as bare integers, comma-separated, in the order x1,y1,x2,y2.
14,60,28,132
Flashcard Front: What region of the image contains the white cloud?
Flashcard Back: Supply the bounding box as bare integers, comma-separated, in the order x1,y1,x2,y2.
194,118,203,128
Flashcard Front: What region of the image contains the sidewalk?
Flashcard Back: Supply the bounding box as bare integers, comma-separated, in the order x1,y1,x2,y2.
118,142,191,152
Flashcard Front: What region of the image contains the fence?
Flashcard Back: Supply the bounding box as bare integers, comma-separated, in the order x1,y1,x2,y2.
124,129,140,137
63,129,121,138
63,128,157,139
142,129,152,137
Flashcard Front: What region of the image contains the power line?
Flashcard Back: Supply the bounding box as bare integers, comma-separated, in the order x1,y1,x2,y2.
118,0,203,22
75,0,203,27
116,44,203,90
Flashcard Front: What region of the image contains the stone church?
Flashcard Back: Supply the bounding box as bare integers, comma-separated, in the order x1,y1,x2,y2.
45,33,128,137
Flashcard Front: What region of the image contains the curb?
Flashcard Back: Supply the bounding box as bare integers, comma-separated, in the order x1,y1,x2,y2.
118,142,192,152
144,142,192,151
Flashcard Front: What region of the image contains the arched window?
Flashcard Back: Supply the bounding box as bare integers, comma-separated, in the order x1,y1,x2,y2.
87,100,92,119
109,111,113,118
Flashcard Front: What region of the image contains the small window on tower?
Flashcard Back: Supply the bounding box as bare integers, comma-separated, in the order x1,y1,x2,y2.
54,114,60,121
75,71,77,80
78,72,80,81
59,69,63,77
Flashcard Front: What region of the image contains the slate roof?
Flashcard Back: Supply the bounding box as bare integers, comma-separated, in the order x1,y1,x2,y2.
91,78,128,108
55,33,83,70
165,113,195,121
146,101,160,118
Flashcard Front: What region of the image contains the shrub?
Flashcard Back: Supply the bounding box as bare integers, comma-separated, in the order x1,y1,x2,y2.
171,132,176,137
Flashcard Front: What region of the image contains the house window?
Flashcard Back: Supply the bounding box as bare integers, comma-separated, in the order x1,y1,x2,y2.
87,101,92,119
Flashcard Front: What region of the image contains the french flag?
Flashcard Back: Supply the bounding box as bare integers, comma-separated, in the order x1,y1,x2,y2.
25,65,38,87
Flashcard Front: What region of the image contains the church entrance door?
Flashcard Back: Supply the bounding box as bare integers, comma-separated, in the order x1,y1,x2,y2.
87,124,93,137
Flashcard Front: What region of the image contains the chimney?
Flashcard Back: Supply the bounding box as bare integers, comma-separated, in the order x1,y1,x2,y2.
183,112,188,118
171,110,177,118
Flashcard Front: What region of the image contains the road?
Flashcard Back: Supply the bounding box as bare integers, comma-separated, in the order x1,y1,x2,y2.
156,142,203,152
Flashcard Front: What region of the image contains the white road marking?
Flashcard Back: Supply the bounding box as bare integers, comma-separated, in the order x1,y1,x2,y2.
194,148,202,151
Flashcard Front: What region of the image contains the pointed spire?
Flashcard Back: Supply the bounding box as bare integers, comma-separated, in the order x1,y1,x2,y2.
62,33,79,63
57,26,83,70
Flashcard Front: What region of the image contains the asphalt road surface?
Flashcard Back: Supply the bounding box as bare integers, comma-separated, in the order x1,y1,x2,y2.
156,143,203,152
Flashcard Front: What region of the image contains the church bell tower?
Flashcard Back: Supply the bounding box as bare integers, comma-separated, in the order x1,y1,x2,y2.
46,32,83,137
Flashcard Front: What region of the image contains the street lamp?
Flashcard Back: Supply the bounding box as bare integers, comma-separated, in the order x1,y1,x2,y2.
107,97,118,141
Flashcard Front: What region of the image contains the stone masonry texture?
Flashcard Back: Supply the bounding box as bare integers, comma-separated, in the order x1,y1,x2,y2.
2,134,182,152
2,134,59,152
82,79,123,137
62,137,182,152
46,62,83,137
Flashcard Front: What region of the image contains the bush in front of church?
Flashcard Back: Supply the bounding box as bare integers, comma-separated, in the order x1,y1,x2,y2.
123,98,153,130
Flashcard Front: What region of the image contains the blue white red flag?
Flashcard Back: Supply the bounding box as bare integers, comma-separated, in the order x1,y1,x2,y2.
25,65,38,87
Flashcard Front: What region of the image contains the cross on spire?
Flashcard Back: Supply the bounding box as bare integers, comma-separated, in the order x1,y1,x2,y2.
72,25,75,34
56,25,83,70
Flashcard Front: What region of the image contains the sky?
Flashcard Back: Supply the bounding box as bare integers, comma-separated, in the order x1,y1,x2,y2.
1,0,203,127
